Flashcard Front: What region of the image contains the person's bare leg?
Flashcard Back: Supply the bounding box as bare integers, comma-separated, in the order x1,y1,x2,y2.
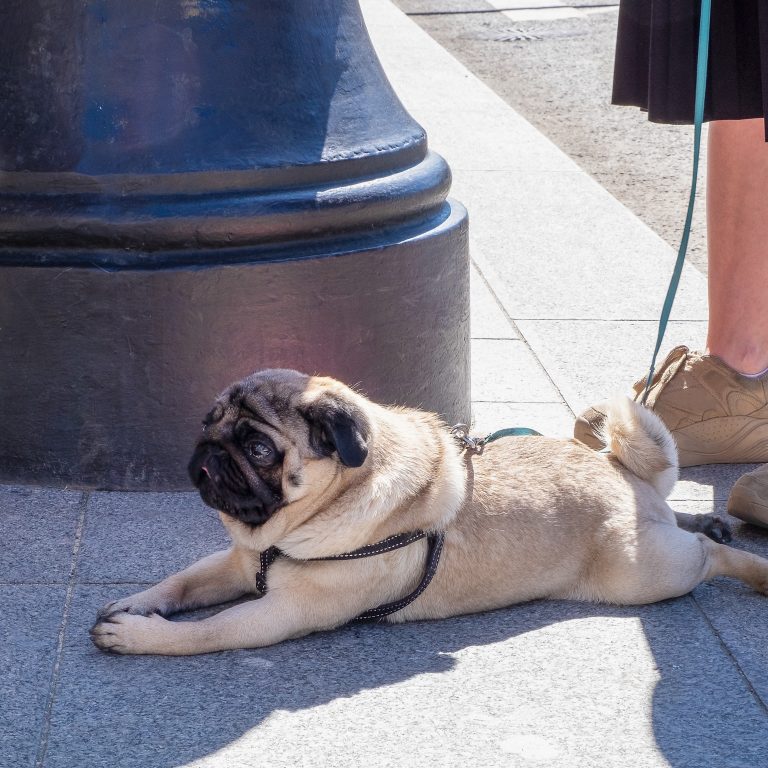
574,117,768,463
707,118,768,374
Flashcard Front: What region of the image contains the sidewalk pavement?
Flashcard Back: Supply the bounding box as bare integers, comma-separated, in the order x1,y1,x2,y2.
5,2,768,767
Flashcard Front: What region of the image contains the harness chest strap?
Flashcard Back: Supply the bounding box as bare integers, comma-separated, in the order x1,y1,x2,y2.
252,424,540,623
254,530,445,624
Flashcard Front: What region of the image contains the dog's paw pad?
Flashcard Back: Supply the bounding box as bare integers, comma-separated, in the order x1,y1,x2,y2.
701,514,732,544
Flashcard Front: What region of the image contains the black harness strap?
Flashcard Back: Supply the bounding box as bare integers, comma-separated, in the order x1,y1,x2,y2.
253,529,445,623
311,530,428,561
254,545,281,594
351,532,444,623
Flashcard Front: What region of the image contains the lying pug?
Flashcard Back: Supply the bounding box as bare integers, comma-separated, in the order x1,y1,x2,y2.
91,369,768,655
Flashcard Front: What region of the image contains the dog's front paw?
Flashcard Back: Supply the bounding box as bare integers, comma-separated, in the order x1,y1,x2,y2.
96,591,174,622
89,612,170,655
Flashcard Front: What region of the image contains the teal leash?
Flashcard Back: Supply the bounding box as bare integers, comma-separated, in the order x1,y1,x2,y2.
641,0,712,403
482,427,541,441
450,424,541,452
456,2,712,439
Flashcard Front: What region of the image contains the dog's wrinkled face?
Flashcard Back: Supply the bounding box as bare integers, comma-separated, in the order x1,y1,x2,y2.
188,369,370,527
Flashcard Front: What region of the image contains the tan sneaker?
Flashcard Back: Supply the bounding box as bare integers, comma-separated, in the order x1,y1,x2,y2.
574,345,768,467
728,464,768,527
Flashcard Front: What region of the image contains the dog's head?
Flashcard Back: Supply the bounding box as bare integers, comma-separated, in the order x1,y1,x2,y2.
188,369,371,527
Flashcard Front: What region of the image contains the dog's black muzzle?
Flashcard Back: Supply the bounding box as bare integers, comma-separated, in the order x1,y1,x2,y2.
188,442,281,526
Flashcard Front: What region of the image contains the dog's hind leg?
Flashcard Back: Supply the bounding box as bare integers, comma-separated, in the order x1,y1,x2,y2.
701,537,768,594
586,524,768,605
656,530,768,599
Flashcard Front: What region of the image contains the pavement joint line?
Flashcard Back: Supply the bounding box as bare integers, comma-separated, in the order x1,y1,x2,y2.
472,399,568,404
689,592,768,718
406,3,618,16
470,256,523,338
484,0,617,22
451,169,599,174
0,581,157,586
76,580,157,587
34,490,89,768
471,255,575,417
508,318,707,322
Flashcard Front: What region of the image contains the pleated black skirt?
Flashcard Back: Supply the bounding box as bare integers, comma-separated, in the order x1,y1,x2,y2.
613,0,768,131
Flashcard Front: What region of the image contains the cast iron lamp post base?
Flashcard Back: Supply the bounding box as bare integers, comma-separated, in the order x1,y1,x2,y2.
0,0,469,490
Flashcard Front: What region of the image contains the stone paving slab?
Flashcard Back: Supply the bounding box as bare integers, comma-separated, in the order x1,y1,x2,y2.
514,319,709,415
455,170,708,322
671,465,763,504
692,573,768,712
364,0,708,324
0,485,82,584
42,585,768,768
637,598,768,768
44,586,271,768
485,0,620,22
470,265,520,340
471,400,575,438
471,338,562,402
78,492,229,585
0,586,67,768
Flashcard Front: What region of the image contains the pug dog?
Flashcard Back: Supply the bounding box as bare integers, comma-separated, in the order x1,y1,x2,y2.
91,369,768,655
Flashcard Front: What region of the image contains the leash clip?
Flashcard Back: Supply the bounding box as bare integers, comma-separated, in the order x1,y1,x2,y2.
449,423,485,452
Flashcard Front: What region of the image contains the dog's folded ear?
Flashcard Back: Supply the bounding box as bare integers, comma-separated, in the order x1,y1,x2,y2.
301,396,370,468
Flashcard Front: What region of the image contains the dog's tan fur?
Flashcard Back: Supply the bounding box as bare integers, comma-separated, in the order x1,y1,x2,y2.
91,371,768,655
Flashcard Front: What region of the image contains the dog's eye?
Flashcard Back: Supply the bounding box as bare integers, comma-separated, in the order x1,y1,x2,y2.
247,441,274,465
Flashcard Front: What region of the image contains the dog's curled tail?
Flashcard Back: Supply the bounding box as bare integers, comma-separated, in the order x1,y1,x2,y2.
600,397,679,499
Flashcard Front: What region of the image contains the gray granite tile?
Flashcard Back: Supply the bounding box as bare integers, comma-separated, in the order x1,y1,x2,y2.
363,2,577,174
47,586,270,768
367,0,708,324
656,497,768,712
471,401,575,439
0,586,66,768
728,516,768,559
471,338,562,403
672,499,768,561
470,264,519,339
667,498,723,517
78,492,230,584
48,586,768,768
0,485,82,583
670,464,761,503
692,581,768,712
456,171,708,321
636,597,768,768
515,319,708,415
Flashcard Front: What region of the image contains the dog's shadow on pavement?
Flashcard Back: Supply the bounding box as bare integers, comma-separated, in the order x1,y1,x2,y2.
67,585,768,768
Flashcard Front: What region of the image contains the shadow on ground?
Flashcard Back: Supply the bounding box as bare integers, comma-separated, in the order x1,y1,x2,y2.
45,577,768,768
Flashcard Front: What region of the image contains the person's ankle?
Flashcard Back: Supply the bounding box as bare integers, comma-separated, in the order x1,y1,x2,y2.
704,344,768,377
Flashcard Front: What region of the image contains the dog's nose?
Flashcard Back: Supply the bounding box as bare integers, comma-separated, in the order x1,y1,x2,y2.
188,443,221,487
